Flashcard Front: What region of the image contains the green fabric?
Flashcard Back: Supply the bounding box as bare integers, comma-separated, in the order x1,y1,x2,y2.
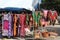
26,14,29,24
32,11,40,23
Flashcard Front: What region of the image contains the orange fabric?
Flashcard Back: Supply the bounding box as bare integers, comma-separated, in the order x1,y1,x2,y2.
42,32,49,37
14,14,17,36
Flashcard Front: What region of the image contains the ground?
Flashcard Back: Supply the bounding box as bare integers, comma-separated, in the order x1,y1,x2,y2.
1,25,60,40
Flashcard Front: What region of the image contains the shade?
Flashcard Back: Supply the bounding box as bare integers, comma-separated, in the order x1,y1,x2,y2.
0,7,32,14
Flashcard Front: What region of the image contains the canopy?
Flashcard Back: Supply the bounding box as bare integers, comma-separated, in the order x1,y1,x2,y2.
0,7,32,14
3,7,25,11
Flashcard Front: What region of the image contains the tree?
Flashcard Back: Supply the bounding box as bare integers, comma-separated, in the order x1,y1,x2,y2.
40,0,60,15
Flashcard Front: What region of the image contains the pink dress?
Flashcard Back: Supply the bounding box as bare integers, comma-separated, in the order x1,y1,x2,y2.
3,14,9,36
43,10,48,26
43,10,48,18
19,14,26,36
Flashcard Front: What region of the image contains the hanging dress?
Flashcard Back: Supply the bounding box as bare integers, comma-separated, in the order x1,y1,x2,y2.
43,10,48,26
19,14,26,36
29,14,33,25
11,14,14,36
49,10,57,21
8,13,12,37
2,14,9,36
43,10,48,19
26,14,29,25
32,11,40,27
13,14,17,36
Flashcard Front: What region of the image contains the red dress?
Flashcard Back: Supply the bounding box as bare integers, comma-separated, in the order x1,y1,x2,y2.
19,14,26,36
49,10,57,20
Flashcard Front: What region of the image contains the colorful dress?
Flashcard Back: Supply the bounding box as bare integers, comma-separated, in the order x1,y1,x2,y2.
32,11,40,26
43,10,48,26
49,10,57,20
2,14,9,36
8,13,12,37
19,14,26,36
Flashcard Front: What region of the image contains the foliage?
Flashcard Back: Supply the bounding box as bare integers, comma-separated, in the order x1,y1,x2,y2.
40,0,60,15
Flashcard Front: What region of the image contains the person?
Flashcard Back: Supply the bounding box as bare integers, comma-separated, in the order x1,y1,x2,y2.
48,9,58,26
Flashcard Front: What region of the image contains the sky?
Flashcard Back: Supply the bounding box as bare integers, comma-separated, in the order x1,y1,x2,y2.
0,0,33,10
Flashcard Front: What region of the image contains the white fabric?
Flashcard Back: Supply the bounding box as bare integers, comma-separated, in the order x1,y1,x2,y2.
2,30,8,36
3,14,9,20
25,28,33,35
25,28,30,32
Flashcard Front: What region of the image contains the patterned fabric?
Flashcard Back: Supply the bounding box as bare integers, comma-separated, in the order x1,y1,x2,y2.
8,13,12,36
2,14,9,36
3,14,9,20
19,14,26,36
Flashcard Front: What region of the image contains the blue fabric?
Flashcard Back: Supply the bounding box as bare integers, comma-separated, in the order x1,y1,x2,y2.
4,7,24,11
34,3,39,9
0,7,25,11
